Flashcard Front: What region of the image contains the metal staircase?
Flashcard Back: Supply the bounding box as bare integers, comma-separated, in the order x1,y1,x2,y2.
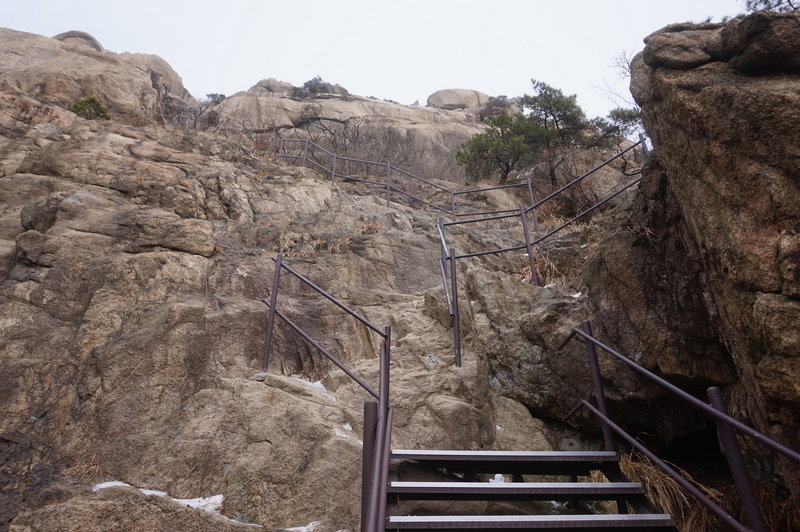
383,450,675,531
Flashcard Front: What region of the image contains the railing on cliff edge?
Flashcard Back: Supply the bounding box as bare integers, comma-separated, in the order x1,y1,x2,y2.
437,138,648,366
261,254,391,532
560,320,800,532
278,137,537,220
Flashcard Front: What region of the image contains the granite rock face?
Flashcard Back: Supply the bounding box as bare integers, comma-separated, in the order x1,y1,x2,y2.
610,10,800,487
0,42,555,530
0,29,190,124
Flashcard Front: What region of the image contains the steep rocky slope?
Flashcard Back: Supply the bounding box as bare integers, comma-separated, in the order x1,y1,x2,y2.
3,14,799,530
0,36,566,530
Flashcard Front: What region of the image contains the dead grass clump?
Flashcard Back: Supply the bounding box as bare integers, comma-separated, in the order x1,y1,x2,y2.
279,233,354,257
519,254,566,287
64,453,103,481
359,220,381,235
618,451,723,532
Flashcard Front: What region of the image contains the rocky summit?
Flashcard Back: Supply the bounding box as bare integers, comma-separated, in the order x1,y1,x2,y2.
1,10,800,532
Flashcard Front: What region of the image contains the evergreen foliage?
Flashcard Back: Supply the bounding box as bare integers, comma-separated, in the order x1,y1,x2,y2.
457,80,632,184
69,97,110,120
745,0,797,11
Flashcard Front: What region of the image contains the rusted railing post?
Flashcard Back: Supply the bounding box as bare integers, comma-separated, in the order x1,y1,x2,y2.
450,248,461,367
331,154,337,182
262,254,283,371
526,176,535,209
582,320,614,451
386,162,392,206
638,133,650,157
519,206,540,286
360,401,377,532
708,387,767,532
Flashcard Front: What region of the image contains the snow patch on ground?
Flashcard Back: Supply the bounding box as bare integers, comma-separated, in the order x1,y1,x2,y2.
91,481,260,526
283,522,321,531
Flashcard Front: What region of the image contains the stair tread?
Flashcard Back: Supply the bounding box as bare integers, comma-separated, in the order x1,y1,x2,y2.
387,513,675,528
389,481,644,494
392,450,618,462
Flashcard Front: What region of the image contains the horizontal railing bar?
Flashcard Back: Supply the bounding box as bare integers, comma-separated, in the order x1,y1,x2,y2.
579,401,749,532
273,258,387,338
456,243,527,260
392,166,453,192
525,140,641,214
340,176,388,188
529,177,642,246
306,158,329,172
280,138,307,143
335,155,388,166
445,211,519,226
309,144,335,157
264,302,379,399
387,186,451,213
281,153,304,159
572,329,800,465
455,208,519,218
453,182,529,195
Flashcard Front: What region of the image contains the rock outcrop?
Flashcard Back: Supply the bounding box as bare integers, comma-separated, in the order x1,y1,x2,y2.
567,11,800,492
426,88,491,111
217,82,488,184
0,40,557,530
0,28,190,124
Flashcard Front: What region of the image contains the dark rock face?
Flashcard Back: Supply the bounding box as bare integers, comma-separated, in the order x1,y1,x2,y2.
623,11,800,489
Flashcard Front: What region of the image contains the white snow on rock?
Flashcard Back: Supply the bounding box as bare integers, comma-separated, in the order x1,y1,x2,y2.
91,481,251,524
283,522,321,531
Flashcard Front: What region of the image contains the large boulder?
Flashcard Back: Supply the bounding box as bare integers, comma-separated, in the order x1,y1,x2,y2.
427,88,491,110
600,10,800,489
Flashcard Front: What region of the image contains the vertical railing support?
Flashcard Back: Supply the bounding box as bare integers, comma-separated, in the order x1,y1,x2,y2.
386,162,392,207
526,176,535,210
708,387,767,532
450,248,461,367
262,254,283,371
278,137,284,155
302,138,309,167
450,193,456,221
331,154,337,182
520,206,540,286
360,401,377,532
582,321,614,451
638,133,650,157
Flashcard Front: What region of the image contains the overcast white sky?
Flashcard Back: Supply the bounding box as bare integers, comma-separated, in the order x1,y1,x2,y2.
4,0,745,118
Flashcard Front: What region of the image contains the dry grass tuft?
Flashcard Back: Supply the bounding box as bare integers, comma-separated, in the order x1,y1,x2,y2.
519,254,566,287
618,451,722,532
64,453,103,481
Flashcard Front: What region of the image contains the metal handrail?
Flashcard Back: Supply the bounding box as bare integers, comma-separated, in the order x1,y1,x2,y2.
278,137,536,219
567,327,800,465
562,321,800,532
259,253,392,532
434,141,646,366
524,139,642,214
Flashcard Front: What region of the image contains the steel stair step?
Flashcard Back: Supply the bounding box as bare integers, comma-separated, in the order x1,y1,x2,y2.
388,481,644,500
391,450,619,476
386,513,676,529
